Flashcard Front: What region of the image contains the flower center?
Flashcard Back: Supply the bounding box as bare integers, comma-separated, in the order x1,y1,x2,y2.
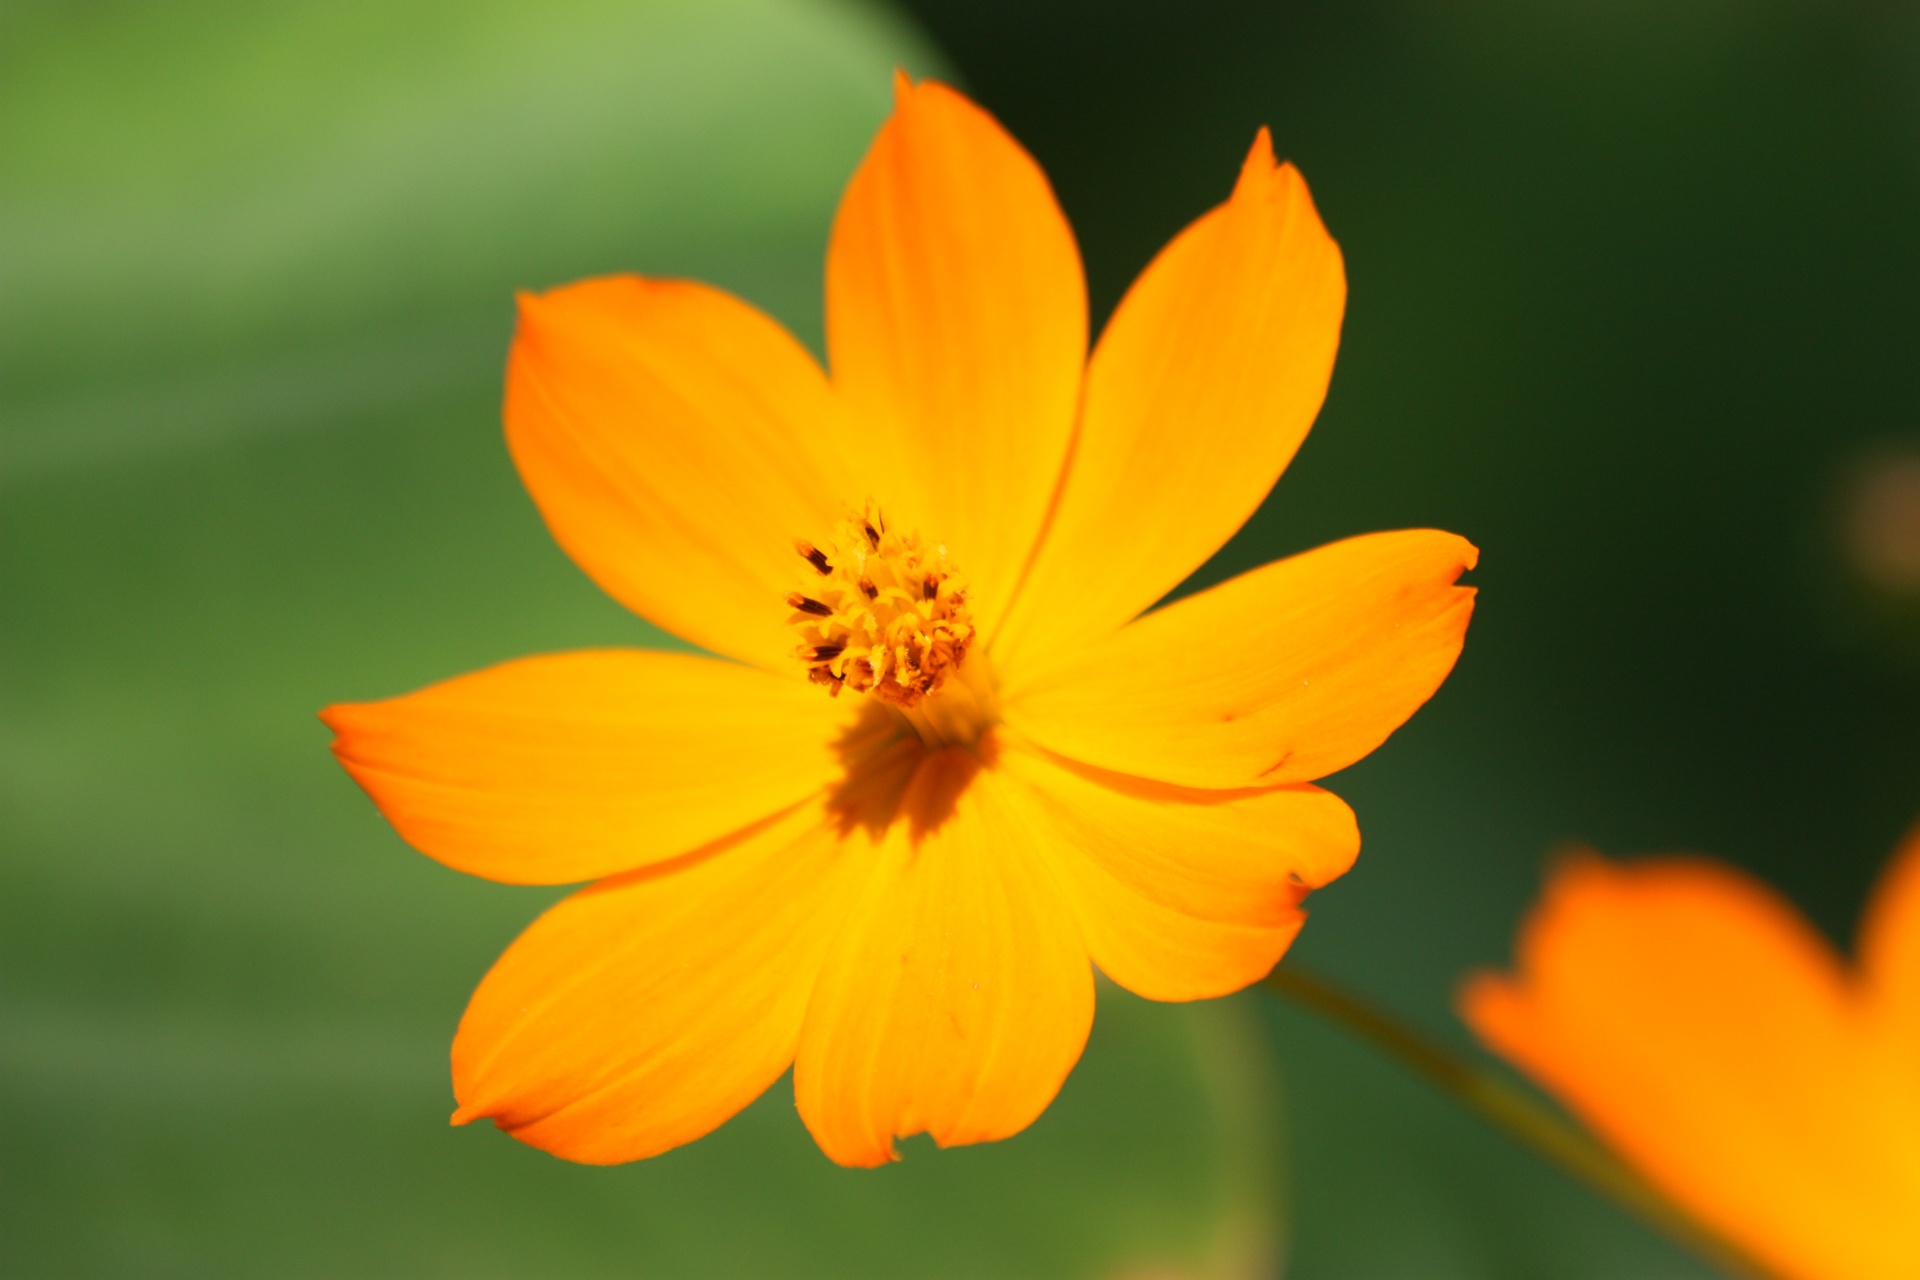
788,503,976,711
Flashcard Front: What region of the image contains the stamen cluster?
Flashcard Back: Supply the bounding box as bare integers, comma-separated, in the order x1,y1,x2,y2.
788,504,974,708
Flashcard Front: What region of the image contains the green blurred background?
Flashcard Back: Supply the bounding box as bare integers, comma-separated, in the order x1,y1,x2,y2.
4,0,1917,1275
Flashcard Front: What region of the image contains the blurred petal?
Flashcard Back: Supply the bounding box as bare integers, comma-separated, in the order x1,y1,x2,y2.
324,650,850,884
1461,855,1920,1280
794,747,1095,1167
994,131,1344,671
826,76,1086,633
1004,741,1357,1001
1004,530,1476,790
451,802,856,1165
506,276,857,670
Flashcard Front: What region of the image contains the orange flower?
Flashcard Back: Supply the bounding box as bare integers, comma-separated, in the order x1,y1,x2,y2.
1462,830,1920,1280
323,75,1478,1168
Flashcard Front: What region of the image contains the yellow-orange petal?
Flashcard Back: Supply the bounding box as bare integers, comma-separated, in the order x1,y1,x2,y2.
825,76,1086,635
323,650,851,885
506,275,858,670
1853,825,1920,1219
793,747,1095,1167
993,130,1345,671
450,802,856,1165
1002,530,1476,791
1460,855,1920,1280
1002,741,1358,1002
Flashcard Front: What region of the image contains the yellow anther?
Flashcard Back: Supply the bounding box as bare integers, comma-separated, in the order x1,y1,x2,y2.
787,502,974,709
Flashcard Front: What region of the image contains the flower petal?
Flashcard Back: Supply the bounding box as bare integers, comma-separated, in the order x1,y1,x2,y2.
1460,855,1920,1280
323,650,851,885
993,131,1345,671
826,76,1086,634
450,802,856,1165
506,275,858,669
1002,530,1477,790
1003,741,1358,1002
793,746,1095,1167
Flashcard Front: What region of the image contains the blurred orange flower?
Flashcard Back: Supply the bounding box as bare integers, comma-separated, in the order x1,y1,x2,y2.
1462,830,1920,1280
324,75,1477,1168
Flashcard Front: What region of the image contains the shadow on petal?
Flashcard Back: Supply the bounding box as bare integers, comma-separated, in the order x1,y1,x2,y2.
826,699,1000,846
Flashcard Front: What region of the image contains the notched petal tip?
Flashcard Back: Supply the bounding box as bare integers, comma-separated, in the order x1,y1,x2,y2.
1230,127,1287,205
829,1137,902,1170
1403,531,1480,610
511,273,641,328
511,280,578,329
1242,125,1277,177
319,700,382,763
508,285,575,351
875,77,1017,186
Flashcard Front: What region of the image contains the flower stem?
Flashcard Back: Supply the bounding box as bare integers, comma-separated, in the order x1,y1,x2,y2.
1258,964,1782,1280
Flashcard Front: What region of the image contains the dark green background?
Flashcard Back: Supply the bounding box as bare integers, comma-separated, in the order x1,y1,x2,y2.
5,0,1918,1275
893,1,1920,1274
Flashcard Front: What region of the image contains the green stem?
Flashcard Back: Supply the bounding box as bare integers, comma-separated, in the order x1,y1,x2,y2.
1259,964,1782,1280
